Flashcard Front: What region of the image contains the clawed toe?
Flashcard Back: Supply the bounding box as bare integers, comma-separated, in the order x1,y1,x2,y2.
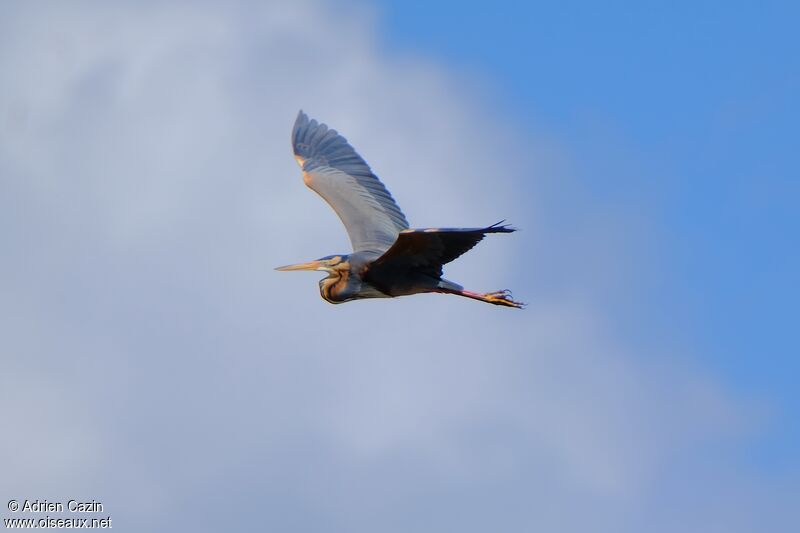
481,289,524,308
485,289,511,298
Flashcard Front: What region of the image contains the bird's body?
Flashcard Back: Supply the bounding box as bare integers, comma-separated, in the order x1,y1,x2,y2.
277,111,523,308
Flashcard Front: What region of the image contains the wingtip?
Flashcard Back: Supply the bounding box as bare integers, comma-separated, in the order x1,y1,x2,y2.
487,220,518,233
292,110,312,151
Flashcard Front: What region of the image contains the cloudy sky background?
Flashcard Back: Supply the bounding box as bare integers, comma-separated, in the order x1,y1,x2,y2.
1,1,797,531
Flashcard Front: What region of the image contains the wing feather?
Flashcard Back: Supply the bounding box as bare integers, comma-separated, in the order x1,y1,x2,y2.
367,223,515,280
292,111,409,253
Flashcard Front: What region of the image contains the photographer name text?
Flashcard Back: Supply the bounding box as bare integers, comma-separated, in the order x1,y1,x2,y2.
8,500,103,513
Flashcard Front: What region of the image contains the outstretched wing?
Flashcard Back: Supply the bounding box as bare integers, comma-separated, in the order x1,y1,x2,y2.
292,111,409,254
367,223,515,280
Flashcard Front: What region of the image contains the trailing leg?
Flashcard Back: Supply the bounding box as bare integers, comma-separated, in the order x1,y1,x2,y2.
437,286,524,309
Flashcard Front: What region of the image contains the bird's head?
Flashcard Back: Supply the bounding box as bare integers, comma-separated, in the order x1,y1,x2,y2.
275,254,349,274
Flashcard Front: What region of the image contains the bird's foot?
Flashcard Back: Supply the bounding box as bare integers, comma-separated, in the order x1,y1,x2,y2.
482,289,525,309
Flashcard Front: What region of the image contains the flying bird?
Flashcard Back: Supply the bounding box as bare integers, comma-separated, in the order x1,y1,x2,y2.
276,111,523,308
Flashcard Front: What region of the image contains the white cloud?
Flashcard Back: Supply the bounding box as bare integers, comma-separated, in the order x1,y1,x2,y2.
0,1,792,532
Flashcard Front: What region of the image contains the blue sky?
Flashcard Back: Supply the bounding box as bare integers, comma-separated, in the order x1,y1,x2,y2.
379,0,800,463
1,1,797,531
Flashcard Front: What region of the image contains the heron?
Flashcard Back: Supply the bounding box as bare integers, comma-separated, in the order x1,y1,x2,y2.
276,111,523,308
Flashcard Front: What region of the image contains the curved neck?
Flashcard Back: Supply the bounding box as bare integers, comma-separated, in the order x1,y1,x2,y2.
320,266,351,303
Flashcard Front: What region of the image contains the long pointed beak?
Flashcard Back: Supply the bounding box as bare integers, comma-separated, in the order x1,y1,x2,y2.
275,260,324,272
